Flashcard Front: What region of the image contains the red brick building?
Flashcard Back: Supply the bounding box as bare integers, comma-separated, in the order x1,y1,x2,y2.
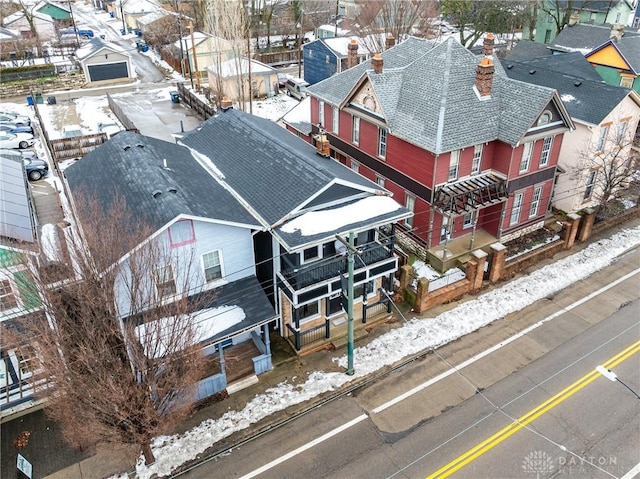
303,35,574,269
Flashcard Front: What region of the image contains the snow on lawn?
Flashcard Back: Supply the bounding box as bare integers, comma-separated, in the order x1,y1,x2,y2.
134,225,640,478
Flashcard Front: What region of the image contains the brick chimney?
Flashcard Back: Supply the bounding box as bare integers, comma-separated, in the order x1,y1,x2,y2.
347,38,359,69
315,134,330,157
475,57,495,97
220,97,233,111
610,23,624,42
482,33,495,56
371,53,383,74
568,12,580,26
385,33,395,50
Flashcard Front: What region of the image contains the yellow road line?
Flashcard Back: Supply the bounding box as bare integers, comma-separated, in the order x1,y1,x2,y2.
426,340,640,479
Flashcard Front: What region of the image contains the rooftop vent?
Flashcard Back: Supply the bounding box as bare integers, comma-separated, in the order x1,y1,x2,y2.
167,187,177,194
152,190,162,198
574,81,582,87
124,145,131,151
506,64,513,69
136,144,144,148
529,69,536,74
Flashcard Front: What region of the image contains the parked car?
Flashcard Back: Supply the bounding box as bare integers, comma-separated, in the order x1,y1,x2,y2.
0,122,34,135
285,78,309,100
277,72,288,88
0,132,35,149
0,112,31,127
59,27,94,38
0,149,48,181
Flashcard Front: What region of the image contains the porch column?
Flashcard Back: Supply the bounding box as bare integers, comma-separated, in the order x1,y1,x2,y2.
386,273,394,313
488,243,506,283
218,342,226,381
469,218,477,250
427,209,435,258
263,323,271,356
361,288,367,323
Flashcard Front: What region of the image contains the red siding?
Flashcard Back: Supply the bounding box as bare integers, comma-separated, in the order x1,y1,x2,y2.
385,136,435,186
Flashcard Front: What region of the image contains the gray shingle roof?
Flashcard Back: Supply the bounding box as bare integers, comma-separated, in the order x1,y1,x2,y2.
310,37,559,153
64,132,260,232
501,59,631,125
516,51,604,81
180,109,387,225
0,157,34,243
505,40,553,61
550,23,640,54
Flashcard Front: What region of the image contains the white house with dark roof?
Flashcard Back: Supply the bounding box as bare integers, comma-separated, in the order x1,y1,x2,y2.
206,57,279,101
64,132,277,397
179,107,411,353
503,58,640,213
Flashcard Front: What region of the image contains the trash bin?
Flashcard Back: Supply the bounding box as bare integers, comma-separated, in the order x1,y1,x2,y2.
47,96,56,105
140,43,149,52
26,95,34,106
110,11,115,17
35,92,43,104
169,91,180,104
135,29,142,36
120,28,126,35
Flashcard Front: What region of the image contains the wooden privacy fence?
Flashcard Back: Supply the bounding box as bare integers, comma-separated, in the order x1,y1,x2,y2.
49,133,108,162
177,82,216,120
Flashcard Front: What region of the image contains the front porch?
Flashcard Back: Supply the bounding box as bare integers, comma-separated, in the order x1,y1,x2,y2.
426,230,498,271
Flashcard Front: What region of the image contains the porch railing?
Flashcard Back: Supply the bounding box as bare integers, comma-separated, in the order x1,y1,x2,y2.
281,238,395,291
286,321,330,351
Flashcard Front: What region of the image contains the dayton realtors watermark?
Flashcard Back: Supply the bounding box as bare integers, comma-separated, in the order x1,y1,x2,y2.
522,450,624,477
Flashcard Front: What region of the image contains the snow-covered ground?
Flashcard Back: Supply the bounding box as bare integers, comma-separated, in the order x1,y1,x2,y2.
133,224,640,478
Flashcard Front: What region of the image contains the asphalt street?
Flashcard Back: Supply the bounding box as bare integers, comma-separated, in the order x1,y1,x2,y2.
180,247,640,479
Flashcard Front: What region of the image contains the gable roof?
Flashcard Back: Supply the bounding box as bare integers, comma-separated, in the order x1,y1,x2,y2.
179,108,410,250
310,37,566,154
76,37,130,61
318,37,369,57
586,37,640,73
64,132,260,235
208,57,277,77
517,51,604,82
137,9,172,26
501,59,632,125
550,23,640,54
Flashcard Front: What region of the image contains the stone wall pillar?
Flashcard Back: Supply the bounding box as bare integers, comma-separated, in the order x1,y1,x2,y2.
399,264,413,290
563,213,581,249
577,207,596,242
470,250,487,291
488,243,506,283
415,277,429,314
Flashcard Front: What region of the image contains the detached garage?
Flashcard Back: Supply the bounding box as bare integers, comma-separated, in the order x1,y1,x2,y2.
76,37,133,83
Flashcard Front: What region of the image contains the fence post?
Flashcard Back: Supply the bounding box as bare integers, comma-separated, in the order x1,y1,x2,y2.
488,243,507,283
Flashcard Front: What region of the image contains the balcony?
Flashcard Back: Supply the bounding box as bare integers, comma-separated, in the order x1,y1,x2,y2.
280,236,396,291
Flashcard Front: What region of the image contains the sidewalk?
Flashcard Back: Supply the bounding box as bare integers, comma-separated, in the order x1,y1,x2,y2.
1,214,638,479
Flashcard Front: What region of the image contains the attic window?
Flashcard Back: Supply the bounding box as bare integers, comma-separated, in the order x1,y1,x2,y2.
538,111,552,126
152,190,162,198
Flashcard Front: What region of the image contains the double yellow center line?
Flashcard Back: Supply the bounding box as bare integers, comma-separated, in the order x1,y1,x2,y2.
427,340,640,479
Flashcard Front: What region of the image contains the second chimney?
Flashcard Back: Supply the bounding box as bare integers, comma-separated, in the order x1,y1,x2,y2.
475,57,495,97
371,53,383,74
220,97,233,111
610,23,624,42
482,33,495,56
385,33,395,50
347,38,359,69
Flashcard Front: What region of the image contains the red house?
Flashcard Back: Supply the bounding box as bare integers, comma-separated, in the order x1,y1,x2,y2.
304,35,574,270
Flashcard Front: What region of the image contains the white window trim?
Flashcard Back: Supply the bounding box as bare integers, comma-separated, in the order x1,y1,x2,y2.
596,125,609,151
332,106,339,133
201,250,225,285
530,185,543,218
540,137,552,167
463,210,477,229
510,192,523,225
318,101,325,127
471,145,482,175
378,127,387,158
301,245,321,264
298,300,321,324
404,194,415,228
351,160,360,173
352,116,360,145
0,277,18,313
155,264,176,297
448,150,460,181
520,142,533,173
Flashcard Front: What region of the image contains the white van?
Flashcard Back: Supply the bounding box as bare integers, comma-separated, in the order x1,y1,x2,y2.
285,78,309,100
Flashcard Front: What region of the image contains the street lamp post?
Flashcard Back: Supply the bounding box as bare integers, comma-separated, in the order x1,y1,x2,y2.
596,365,640,399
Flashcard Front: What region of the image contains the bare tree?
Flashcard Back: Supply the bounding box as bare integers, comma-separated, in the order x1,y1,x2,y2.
143,15,181,48
350,0,438,53
575,120,640,217
16,0,43,56
537,0,602,36
4,194,216,465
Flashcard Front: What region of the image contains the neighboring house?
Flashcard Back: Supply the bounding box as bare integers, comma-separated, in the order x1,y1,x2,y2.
179,107,411,353
306,36,575,272
207,58,279,101
315,24,351,40
135,8,172,34
76,37,133,82
63,132,277,398
532,0,634,44
120,0,161,32
2,9,56,42
303,37,369,85
503,58,640,213
0,156,45,418
173,32,236,80
549,23,640,92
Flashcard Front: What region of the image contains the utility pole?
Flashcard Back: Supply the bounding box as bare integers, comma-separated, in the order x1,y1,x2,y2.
336,232,359,375
119,0,126,35
189,22,200,90
68,1,80,49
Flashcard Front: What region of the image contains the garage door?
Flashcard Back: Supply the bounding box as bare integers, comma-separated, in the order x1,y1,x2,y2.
88,62,128,81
